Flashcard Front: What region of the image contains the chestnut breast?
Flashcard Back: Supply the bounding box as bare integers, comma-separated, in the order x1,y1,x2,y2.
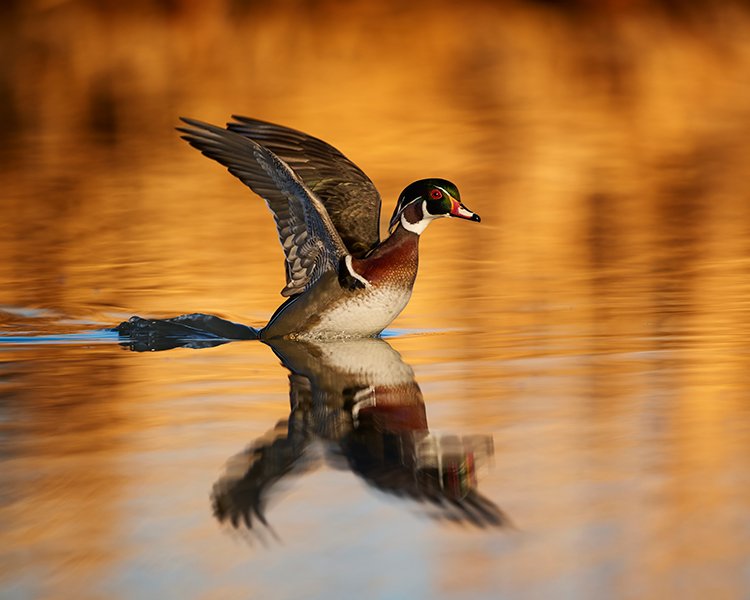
352,228,419,289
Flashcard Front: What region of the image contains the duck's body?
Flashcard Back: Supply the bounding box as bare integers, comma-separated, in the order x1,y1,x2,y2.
177,116,480,340
262,227,419,340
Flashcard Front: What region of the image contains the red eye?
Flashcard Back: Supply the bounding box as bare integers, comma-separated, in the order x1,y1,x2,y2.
430,189,442,199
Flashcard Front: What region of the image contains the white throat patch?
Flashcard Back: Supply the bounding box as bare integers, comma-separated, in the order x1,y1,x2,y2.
400,201,439,235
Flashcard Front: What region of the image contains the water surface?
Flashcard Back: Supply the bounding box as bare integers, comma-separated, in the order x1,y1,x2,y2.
2,2,750,599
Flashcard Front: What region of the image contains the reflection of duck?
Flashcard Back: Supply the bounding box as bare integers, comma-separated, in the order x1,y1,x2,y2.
212,338,507,532
115,117,480,341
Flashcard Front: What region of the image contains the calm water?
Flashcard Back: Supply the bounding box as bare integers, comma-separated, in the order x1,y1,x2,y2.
2,2,750,599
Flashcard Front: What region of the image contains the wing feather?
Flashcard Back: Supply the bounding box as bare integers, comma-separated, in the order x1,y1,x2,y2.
227,116,382,258
178,118,349,297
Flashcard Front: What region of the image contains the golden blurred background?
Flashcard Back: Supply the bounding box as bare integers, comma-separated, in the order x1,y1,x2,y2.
2,1,750,598
2,0,750,328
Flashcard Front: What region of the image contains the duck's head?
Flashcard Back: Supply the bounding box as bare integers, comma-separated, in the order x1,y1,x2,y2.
389,178,481,235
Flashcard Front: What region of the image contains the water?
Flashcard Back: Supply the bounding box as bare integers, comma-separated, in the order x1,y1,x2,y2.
3,2,750,598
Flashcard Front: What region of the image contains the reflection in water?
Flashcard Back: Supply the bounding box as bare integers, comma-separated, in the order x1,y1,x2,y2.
112,322,505,529
115,313,257,351
212,338,505,533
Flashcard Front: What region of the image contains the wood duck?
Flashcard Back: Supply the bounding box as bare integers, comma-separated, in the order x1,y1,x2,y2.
174,116,481,341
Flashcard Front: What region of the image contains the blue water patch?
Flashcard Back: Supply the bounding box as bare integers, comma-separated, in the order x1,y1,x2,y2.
0,330,121,345
380,327,452,339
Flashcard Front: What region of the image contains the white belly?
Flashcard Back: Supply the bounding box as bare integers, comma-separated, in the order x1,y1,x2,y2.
300,285,412,340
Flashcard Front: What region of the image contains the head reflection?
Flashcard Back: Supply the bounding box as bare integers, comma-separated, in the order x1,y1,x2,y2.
212,338,507,534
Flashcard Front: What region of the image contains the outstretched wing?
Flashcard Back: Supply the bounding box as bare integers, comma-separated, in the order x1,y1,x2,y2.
178,118,349,297
227,116,382,258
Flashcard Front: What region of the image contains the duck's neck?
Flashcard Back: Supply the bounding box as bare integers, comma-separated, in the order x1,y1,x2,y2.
376,222,421,260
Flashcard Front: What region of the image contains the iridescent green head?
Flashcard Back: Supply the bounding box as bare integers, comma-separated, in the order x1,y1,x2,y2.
389,178,481,234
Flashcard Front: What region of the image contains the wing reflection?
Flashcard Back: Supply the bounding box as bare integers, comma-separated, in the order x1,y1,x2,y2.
212,338,508,533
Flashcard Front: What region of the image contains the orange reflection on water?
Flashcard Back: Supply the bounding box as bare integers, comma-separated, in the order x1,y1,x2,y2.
2,1,750,598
